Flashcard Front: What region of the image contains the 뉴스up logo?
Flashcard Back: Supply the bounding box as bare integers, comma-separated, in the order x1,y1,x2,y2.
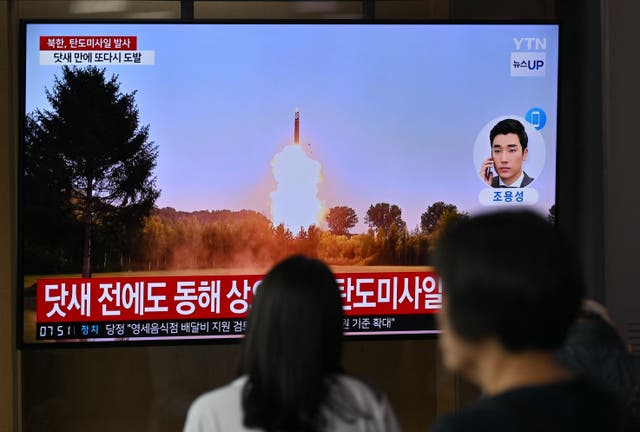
510,52,546,77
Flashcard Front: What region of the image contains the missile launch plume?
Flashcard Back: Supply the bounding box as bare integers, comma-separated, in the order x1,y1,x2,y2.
270,109,325,231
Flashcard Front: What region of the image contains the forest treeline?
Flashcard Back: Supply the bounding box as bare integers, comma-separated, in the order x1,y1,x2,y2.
135,202,466,271
24,200,466,274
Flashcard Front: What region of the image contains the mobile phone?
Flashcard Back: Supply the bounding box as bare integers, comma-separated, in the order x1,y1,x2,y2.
485,161,493,181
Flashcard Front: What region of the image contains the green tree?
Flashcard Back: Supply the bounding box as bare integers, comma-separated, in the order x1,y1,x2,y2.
407,227,430,265
141,215,173,270
28,66,159,277
428,208,469,254
296,226,308,240
274,223,294,242
364,203,406,233
23,114,81,273
420,202,460,235
326,206,359,235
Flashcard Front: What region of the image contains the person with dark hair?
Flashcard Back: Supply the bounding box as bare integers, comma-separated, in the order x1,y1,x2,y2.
480,118,534,188
558,300,640,431
183,256,401,432
430,210,622,432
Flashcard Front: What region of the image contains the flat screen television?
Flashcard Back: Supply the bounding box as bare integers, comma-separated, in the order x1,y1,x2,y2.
20,21,559,345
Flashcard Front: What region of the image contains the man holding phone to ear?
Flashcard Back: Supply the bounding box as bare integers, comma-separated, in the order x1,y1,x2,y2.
480,118,534,188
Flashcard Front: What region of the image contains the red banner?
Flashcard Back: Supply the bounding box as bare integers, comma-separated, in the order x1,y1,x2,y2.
36,271,442,323
39,36,138,51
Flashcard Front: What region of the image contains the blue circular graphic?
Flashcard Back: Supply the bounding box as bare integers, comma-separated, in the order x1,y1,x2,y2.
525,107,547,130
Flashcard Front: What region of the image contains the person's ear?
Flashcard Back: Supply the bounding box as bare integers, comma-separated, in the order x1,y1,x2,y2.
523,147,528,161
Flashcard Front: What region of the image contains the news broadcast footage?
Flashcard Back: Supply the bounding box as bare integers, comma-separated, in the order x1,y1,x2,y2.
21,23,559,344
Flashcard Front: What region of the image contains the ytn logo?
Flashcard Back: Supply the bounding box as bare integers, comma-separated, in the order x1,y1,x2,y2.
513,37,547,50
511,52,546,77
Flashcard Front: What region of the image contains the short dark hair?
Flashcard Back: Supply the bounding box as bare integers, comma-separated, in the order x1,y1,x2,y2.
241,255,344,432
434,211,583,352
490,118,529,151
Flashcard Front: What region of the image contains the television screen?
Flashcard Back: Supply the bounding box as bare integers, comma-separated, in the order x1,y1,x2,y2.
21,22,559,345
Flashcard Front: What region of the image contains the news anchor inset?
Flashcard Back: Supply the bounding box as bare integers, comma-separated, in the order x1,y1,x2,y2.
480,118,534,188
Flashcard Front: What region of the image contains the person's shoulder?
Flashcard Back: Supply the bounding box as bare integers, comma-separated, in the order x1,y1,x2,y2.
332,374,402,432
498,379,623,430
184,377,246,432
431,379,624,432
490,378,617,412
521,171,534,187
335,374,386,403
567,378,624,411
430,403,515,432
549,377,618,403
546,379,624,430
190,376,246,408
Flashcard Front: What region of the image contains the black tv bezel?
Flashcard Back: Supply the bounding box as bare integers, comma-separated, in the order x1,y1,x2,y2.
17,19,561,349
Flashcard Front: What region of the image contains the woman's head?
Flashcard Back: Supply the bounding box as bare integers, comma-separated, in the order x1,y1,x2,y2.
242,255,344,432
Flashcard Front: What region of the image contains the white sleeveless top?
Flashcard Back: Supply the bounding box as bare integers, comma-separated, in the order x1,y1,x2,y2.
183,375,401,432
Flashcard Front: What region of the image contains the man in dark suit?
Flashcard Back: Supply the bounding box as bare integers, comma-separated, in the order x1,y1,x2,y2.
480,118,534,188
490,170,534,188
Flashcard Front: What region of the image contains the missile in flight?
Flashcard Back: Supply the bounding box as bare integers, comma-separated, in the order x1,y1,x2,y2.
294,108,300,145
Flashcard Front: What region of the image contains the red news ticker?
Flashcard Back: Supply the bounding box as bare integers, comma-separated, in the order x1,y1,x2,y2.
39,36,138,51
36,271,443,323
